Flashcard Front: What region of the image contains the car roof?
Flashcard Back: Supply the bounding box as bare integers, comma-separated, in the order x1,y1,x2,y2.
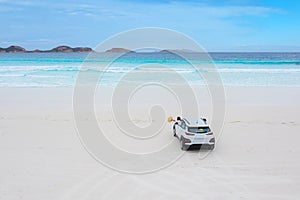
182,118,208,127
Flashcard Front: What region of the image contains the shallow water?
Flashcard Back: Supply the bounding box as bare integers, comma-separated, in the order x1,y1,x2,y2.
0,52,299,87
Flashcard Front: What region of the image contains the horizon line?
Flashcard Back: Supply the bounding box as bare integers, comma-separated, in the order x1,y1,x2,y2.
1,45,300,53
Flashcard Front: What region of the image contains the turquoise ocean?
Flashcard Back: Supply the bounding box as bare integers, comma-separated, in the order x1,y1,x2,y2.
0,52,300,87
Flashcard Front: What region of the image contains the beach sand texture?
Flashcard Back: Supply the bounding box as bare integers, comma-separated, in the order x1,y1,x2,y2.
0,87,300,199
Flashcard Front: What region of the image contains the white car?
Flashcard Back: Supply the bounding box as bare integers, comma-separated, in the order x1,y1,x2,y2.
172,117,215,150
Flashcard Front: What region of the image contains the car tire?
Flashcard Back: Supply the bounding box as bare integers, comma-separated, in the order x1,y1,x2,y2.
173,123,178,137
173,127,177,137
209,144,215,150
180,137,188,151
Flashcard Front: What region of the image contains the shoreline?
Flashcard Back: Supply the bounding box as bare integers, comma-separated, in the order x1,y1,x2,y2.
1,84,300,88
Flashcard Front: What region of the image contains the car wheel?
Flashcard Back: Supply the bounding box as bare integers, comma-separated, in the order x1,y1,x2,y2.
180,137,188,151
173,127,177,137
210,144,215,150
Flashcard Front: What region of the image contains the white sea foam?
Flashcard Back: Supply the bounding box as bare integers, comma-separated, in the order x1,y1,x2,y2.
0,74,25,77
1,64,300,87
0,65,79,72
215,68,300,73
28,75,70,78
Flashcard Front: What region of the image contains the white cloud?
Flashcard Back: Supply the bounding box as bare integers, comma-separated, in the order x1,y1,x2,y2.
0,0,288,51
0,0,282,18
188,5,281,17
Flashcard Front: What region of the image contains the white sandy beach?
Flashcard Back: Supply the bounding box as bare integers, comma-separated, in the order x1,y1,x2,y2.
0,86,300,199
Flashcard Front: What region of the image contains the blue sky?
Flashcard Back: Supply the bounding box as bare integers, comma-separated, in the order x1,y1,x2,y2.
0,0,299,51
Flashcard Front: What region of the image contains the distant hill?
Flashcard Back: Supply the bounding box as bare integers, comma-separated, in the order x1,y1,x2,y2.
160,49,196,53
105,48,134,53
0,46,198,53
0,45,26,53
43,46,93,53
0,45,94,53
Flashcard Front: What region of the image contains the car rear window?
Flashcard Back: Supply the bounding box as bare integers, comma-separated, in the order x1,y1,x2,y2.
188,127,211,133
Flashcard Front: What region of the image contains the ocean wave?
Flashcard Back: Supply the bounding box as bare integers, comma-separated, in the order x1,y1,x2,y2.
0,65,78,72
0,65,195,73
27,75,70,78
1,65,300,74
0,74,25,77
214,61,300,65
216,68,300,73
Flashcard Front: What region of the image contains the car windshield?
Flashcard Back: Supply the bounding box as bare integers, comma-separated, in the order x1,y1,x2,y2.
188,126,210,133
